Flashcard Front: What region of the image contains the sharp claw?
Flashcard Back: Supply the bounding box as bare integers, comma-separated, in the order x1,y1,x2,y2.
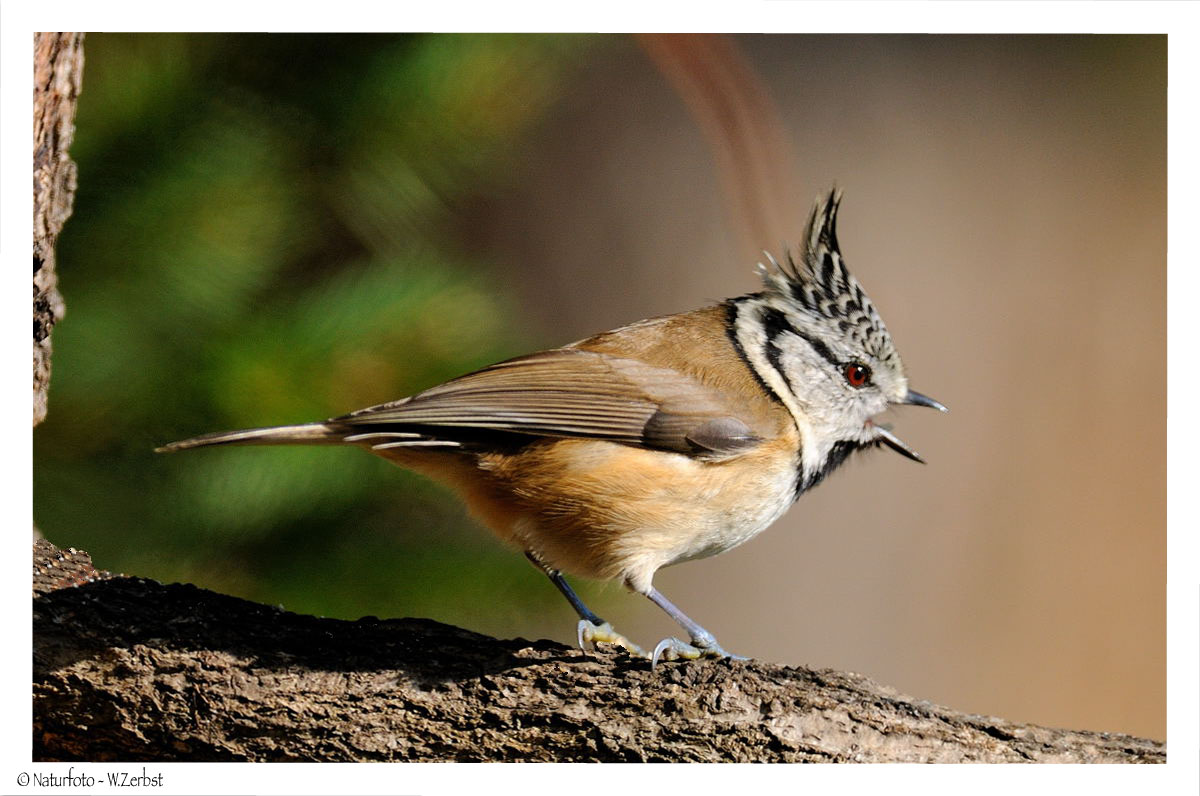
651,637,685,669
576,620,648,658
650,636,748,670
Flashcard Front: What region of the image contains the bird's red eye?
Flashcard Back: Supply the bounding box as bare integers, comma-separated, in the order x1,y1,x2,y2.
844,363,871,388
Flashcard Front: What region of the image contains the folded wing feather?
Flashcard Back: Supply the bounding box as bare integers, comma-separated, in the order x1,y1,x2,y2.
335,349,762,457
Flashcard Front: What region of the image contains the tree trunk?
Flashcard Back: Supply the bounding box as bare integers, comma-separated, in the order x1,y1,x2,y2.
32,540,1164,763
33,32,84,428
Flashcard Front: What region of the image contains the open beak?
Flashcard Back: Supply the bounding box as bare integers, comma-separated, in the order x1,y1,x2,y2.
873,389,946,464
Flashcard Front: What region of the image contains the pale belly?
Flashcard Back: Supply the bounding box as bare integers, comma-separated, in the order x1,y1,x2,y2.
372,436,802,593
654,465,797,568
481,438,801,592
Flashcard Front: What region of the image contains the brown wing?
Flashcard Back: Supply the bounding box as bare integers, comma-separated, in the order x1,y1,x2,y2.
334,348,762,457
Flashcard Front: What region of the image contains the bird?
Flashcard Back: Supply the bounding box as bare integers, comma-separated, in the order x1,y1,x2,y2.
157,188,946,667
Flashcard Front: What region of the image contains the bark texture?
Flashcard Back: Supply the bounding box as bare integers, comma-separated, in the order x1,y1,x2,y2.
33,32,84,427
32,540,1164,763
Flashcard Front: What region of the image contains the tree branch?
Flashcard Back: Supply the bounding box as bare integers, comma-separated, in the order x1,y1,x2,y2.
33,32,84,428
32,541,1163,763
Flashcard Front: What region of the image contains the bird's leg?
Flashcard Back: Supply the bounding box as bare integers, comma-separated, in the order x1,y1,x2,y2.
524,552,647,658
644,586,748,668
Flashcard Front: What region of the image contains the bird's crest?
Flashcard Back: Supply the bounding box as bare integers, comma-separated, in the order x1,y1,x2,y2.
757,189,902,371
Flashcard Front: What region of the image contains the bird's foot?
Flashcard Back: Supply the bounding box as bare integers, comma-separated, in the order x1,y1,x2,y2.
577,619,648,658
650,634,748,669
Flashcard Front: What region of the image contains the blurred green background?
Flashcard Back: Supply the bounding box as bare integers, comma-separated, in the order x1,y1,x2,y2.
34,32,611,636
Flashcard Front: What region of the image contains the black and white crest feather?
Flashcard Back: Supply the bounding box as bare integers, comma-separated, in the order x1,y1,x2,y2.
757,189,901,373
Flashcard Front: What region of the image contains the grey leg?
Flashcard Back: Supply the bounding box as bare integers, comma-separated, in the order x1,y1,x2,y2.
524,552,647,658
645,586,747,668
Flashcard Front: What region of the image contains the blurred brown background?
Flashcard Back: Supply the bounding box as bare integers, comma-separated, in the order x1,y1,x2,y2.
477,34,1165,739
38,34,1164,740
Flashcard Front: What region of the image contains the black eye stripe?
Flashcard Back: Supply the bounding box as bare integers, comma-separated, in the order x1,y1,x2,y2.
760,307,841,369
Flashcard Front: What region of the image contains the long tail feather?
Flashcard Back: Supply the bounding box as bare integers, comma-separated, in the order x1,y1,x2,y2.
155,423,342,453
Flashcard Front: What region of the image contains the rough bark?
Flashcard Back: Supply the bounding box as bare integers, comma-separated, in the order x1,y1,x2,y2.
32,541,1163,763
33,32,84,428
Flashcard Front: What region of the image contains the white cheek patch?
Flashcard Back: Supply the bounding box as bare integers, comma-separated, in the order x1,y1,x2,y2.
773,333,837,409
773,334,852,464
731,305,822,477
